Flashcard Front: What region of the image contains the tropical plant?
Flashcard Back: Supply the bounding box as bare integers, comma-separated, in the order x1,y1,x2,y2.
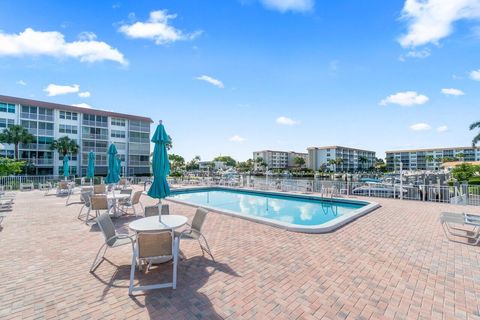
451,163,480,182
456,153,465,162
470,121,480,146
236,159,254,172
166,135,173,150
0,158,25,176
213,155,237,167
168,154,185,171
50,136,79,157
293,156,306,168
358,155,368,171
0,125,35,159
185,155,201,171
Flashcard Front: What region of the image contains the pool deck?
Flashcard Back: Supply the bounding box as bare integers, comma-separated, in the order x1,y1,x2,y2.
0,187,480,319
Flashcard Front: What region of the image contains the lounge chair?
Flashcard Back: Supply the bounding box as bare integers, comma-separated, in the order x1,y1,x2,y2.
440,213,480,245
0,199,13,211
129,230,179,294
90,212,135,272
177,208,214,261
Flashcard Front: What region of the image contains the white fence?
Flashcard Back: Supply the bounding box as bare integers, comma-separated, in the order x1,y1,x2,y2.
169,176,480,206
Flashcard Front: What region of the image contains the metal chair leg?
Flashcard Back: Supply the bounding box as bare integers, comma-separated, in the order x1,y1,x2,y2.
90,243,108,272
200,234,215,262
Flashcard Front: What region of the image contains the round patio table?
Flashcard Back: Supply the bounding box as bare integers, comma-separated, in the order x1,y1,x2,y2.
128,215,188,233
107,193,130,217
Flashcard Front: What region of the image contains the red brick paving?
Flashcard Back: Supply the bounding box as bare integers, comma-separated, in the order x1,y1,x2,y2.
0,188,479,319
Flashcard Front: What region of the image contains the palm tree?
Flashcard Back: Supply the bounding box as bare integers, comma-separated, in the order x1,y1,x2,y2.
0,125,35,159
470,121,480,146
358,155,368,171
456,153,465,162
50,136,79,157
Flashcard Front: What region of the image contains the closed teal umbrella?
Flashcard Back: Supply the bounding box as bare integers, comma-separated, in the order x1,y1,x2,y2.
87,151,95,178
115,156,122,177
105,144,120,184
148,121,171,201
63,155,70,180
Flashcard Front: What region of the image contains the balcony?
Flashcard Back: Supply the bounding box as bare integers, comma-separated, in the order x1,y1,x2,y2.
38,115,54,122
82,134,108,140
128,161,150,166
38,129,54,136
82,120,108,128
20,112,37,120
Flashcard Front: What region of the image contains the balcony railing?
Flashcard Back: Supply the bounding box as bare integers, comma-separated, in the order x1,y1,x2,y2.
38,115,54,122
20,112,37,120
38,129,54,136
128,161,150,166
82,120,108,128
82,134,108,140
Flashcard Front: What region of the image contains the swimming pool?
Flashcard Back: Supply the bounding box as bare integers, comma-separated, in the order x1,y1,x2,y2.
168,187,380,233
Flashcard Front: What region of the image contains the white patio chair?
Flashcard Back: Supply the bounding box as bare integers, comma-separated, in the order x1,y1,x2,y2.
93,184,106,195
144,204,170,217
86,195,110,225
90,212,135,272
77,191,92,221
129,230,179,294
177,207,214,261
122,190,143,216
440,212,480,245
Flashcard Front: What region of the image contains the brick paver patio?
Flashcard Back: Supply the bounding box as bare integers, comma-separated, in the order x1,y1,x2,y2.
0,187,479,319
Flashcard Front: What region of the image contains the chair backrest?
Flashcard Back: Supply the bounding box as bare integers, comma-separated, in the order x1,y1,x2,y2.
94,184,106,194
144,205,159,217
161,204,170,215
120,189,132,195
91,195,109,210
96,213,117,246
192,208,209,233
131,190,142,205
137,231,172,259
80,191,92,207
59,181,69,189
119,178,127,186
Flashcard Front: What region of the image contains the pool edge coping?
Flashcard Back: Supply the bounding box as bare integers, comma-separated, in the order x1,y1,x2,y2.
165,186,381,234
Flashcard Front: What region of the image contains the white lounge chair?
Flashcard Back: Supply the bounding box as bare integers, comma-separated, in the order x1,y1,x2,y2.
440,212,480,245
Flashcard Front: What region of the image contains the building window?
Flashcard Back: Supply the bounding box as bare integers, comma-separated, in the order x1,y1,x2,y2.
115,142,126,150
111,118,126,126
0,102,15,113
111,130,126,138
59,111,78,120
59,124,78,134
0,118,14,129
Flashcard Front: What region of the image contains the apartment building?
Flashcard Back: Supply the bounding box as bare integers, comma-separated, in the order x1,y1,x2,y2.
386,147,480,171
0,95,152,176
308,146,376,172
252,150,308,170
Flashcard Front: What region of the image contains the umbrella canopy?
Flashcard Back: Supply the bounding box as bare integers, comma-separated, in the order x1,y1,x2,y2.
105,144,120,184
63,155,70,179
115,156,122,177
87,151,95,178
148,121,171,200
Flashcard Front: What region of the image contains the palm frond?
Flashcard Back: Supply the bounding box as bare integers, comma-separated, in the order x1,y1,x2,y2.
472,133,480,147
469,121,480,130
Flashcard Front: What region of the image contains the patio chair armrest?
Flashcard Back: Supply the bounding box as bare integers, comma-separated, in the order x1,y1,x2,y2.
106,234,136,245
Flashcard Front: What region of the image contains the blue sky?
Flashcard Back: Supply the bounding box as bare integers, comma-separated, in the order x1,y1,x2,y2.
0,0,479,161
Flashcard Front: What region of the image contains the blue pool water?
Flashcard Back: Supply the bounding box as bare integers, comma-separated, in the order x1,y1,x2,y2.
169,188,366,226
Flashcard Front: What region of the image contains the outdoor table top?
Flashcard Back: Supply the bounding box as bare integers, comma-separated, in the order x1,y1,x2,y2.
128,215,188,232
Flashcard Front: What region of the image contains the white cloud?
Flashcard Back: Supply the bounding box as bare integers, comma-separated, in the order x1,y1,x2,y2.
229,135,246,142
43,84,79,96
72,103,93,109
470,69,480,81
399,0,480,48
410,123,432,131
119,10,202,45
276,116,300,126
16,80,27,86
0,28,127,65
441,88,464,96
380,91,429,106
78,91,91,98
196,75,224,88
399,48,431,61
437,125,448,132
260,0,314,12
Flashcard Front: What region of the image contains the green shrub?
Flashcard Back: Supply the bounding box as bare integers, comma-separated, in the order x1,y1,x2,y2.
468,177,480,185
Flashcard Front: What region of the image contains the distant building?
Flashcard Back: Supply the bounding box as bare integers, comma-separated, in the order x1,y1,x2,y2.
308,146,376,172
252,150,308,170
0,94,152,176
198,161,229,171
386,147,480,171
